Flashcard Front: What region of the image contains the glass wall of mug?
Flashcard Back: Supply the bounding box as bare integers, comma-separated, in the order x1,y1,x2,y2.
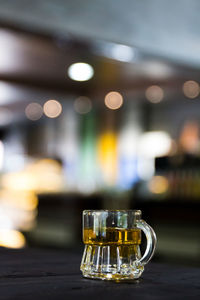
80,210,156,281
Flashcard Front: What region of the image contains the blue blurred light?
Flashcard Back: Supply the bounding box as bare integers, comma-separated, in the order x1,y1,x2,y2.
119,157,138,189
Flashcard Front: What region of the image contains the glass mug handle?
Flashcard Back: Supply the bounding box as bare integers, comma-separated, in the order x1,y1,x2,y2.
136,219,157,266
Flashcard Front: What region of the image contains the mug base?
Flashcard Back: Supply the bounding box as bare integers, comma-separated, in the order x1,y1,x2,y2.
80,244,144,281
81,268,144,281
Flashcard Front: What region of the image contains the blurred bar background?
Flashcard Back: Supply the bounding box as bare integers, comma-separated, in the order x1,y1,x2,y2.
0,0,199,267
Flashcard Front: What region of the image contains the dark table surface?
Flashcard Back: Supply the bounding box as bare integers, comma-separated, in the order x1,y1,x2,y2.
0,247,199,300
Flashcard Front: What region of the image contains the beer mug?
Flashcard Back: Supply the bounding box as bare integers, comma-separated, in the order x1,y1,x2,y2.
80,210,156,280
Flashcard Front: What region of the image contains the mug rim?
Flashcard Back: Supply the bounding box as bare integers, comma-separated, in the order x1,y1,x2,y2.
83,209,141,214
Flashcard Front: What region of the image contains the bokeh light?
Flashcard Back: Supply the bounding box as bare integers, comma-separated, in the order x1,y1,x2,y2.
0,230,25,249
110,44,135,62
97,131,118,185
145,85,164,103
43,100,62,118
0,190,38,211
0,108,13,125
25,102,43,121
179,121,199,153
68,62,94,81
148,176,169,194
74,96,92,114
0,140,4,170
104,91,123,110
139,131,171,158
183,80,199,99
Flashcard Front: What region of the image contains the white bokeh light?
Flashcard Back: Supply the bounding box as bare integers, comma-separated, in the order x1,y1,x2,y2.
0,141,4,170
110,44,135,62
139,131,171,158
68,63,94,81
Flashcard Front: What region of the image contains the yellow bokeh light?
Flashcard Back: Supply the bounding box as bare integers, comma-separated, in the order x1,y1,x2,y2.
2,172,37,192
145,85,164,103
148,176,169,194
25,102,43,120
0,190,38,211
97,131,118,184
104,91,123,110
183,80,199,99
2,159,63,193
0,230,26,249
43,100,62,118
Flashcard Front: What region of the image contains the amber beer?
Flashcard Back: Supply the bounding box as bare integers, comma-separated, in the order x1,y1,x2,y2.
83,227,141,245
